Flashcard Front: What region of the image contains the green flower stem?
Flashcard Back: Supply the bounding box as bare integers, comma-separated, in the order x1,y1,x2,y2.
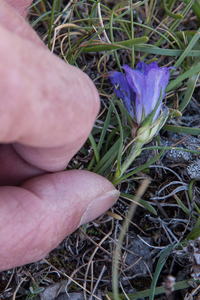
112,140,144,185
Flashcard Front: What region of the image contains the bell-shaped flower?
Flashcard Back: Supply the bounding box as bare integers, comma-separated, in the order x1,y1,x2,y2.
110,62,173,143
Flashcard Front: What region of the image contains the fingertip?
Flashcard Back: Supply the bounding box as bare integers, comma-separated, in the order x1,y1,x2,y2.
69,64,100,124
80,189,120,225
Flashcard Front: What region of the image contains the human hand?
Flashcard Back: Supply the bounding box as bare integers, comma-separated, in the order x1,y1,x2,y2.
0,0,119,271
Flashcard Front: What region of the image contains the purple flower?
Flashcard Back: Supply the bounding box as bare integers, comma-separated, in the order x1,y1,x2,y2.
110,62,172,126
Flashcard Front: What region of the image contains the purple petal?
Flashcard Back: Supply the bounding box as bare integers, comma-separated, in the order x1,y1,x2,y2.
144,66,170,121
135,61,148,74
144,62,159,74
109,71,128,99
122,65,146,124
109,71,135,116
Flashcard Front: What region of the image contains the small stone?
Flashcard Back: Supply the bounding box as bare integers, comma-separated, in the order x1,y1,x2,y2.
187,159,200,180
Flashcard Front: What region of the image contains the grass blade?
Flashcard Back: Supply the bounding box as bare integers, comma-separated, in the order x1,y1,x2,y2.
113,147,165,185
149,244,175,300
120,192,157,215
82,37,148,52
88,133,100,164
163,124,200,135
107,279,199,299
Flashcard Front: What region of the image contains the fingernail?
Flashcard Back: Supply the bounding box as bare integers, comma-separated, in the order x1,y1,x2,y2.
80,189,120,225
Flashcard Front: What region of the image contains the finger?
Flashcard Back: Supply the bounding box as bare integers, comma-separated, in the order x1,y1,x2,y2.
0,24,100,170
0,0,44,46
4,0,32,17
0,25,99,146
0,170,119,271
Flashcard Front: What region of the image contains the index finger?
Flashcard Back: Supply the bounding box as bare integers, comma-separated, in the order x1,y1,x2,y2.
0,25,100,148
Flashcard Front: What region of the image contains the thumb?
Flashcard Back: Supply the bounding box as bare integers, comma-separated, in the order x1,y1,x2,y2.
0,170,119,271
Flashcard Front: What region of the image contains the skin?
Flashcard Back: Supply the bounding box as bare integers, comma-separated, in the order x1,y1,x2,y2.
0,0,119,271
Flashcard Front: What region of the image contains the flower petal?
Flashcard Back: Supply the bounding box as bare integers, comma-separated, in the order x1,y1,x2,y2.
135,61,148,74
144,62,159,75
109,71,135,117
144,66,170,120
122,65,146,124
